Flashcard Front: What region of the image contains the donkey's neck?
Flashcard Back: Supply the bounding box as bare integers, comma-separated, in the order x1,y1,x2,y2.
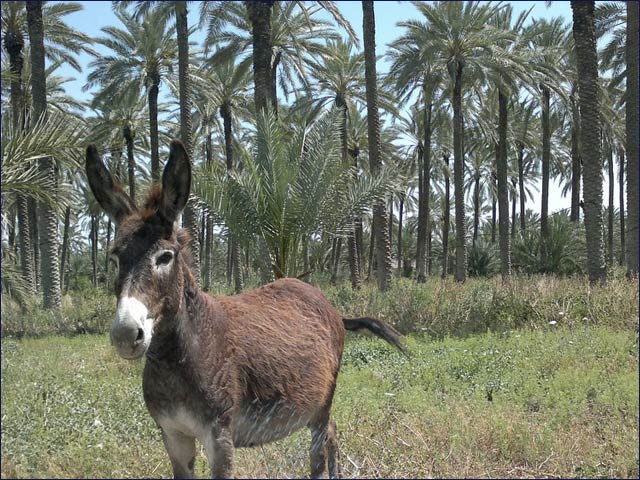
146,259,209,365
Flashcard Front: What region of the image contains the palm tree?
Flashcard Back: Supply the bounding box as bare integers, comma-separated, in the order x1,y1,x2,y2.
525,17,569,266
194,109,392,279
2,110,84,307
625,1,639,276
2,1,94,129
116,0,202,283
571,1,606,284
205,1,355,115
26,0,61,309
387,16,448,283
195,57,252,292
2,1,93,297
173,1,201,284
511,98,539,232
488,5,533,279
87,88,150,203
415,1,510,282
85,4,177,182
244,1,274,113
362,1,392,291
300,37,369,288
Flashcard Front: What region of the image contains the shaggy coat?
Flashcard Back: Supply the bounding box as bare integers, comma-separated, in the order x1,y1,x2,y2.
86,140,406,478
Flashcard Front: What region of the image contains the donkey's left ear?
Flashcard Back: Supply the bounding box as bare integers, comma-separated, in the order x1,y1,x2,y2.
159,140,191,224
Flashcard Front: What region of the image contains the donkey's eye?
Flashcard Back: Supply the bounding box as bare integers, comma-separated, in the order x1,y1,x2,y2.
155,251,174,267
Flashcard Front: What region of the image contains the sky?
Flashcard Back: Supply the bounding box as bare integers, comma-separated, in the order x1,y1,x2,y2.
52,1,619,215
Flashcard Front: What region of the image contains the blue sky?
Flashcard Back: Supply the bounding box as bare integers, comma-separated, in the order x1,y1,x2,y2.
53,1,617,214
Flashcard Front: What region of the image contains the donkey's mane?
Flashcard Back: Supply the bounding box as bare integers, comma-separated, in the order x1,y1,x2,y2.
140,185,164,219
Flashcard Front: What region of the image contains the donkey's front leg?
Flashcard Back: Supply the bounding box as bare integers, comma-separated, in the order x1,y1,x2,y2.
204,420,235,479
161,428,196,479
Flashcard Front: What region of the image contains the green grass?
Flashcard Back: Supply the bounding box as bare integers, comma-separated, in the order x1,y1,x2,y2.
2,325,638,478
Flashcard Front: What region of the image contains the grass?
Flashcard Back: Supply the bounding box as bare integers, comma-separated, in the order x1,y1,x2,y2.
1,275,638,477
2,324,638,478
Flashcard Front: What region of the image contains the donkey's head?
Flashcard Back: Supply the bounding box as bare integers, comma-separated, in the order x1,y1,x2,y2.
86,140,191,360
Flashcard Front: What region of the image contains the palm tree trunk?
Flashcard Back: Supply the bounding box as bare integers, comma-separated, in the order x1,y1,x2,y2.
302,235,310,282
226,233,232,286
619,148,625,266
388,197,393,259
415,142,425,279
246,1,275,113
397,195,404,272
540,86,551,263
625,0,639,277
427,227,433,275
417,97,433,283
331,238,342,284
220,102,243,292
231,239,243,294
123,126,136,203
491,197,496,243
5,27,25,135
148,79,160,182
472,172,480,245
367,228,375,280
338,98,361,289
511,178,517,239
90,216,97,288
607,148,614,265
17,196,35,295
28,197,40,291
442,153,450,279
104,218,111,287
60,206,71,292
517,143,526,231
5,24,31,293
27,0,61,308
570,92,582,222
8,210,16,252
175,4,202,285
571,1,607,284
497,91,511,278
452,60,466,282
204,213,214,291
349,148,364,278
270,51,281,117
363,0,391,291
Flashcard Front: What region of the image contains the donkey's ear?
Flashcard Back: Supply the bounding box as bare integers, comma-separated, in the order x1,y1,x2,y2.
86,145,136,224
159,140,191,224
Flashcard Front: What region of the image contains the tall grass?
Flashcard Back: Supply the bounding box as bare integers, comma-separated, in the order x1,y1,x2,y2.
323,274,638,337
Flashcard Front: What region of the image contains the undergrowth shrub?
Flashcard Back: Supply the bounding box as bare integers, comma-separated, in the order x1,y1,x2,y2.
1,288,115,338
3,273,637,339
323,274,638,337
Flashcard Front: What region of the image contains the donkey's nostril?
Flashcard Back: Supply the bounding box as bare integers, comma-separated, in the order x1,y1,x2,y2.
135,327,144,342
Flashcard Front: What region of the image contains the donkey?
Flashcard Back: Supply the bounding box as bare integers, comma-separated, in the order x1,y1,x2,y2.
86,140,407,479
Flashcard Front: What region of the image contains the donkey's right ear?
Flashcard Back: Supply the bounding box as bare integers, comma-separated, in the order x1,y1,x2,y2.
86,145,136,224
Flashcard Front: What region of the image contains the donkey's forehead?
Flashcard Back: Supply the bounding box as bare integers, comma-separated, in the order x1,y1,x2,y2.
112,215,175,255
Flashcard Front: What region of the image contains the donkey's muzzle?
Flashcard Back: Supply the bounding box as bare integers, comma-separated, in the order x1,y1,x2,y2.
111,296,152,360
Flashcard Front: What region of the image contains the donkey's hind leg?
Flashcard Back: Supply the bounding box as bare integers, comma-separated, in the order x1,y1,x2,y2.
161,428,196,479
309,416,341,479
326,419,341,479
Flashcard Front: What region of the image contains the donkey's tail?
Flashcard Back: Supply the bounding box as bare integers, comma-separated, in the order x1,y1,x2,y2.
343,317,410,357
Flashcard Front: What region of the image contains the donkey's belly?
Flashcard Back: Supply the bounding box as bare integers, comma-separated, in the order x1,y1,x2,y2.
232,400,312,448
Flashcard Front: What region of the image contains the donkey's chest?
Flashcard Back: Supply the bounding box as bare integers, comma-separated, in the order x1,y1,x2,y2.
142,359,212,430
